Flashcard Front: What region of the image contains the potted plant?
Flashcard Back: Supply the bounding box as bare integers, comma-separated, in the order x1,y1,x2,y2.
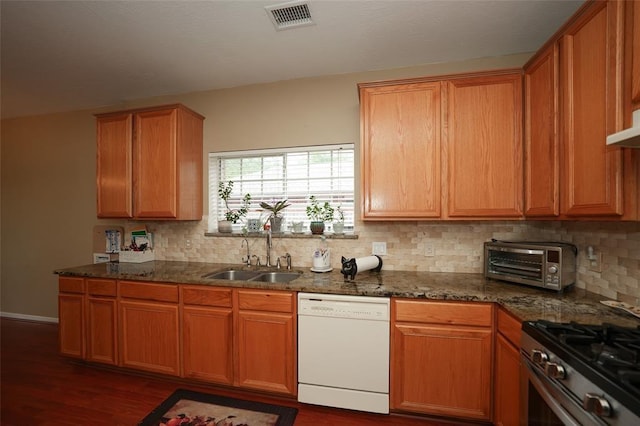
259,199,291,233
218,181,251,233
332,204,345,234
306,195,334,235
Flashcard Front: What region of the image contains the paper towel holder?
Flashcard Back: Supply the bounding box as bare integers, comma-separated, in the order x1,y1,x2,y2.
340,255,383,281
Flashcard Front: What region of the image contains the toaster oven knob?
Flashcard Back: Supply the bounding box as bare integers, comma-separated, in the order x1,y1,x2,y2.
531,349,548,364
583,393,611,417
548,265,558,274
544,362,566,379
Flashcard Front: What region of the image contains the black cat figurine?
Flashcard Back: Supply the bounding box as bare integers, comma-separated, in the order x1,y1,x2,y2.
340,256,358,281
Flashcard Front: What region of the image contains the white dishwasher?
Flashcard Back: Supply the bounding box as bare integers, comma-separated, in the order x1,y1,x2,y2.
297,292,390,414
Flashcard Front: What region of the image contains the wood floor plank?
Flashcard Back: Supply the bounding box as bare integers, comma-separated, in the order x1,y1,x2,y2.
0,318,475,425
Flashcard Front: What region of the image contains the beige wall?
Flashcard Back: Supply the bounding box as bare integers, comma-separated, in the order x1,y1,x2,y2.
2,53,638,320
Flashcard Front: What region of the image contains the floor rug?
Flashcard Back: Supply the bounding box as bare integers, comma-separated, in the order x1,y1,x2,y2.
138,388,298,426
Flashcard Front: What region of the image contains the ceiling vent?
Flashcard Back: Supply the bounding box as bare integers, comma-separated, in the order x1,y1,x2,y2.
266,1,314,31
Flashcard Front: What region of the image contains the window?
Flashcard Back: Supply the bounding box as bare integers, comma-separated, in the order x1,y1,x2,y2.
209,144,354,232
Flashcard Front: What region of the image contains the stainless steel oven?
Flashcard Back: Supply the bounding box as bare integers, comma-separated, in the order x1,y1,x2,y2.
520,321,640,426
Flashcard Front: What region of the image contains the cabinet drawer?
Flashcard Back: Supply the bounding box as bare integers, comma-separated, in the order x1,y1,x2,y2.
394,299,492,327
59,276,85,294
182,286,232,308
237,290,294,313
87,279,117,297
119,281,178,303
497,307,522,347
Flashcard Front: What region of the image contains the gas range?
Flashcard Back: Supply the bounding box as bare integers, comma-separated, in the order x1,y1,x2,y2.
521,320,640,425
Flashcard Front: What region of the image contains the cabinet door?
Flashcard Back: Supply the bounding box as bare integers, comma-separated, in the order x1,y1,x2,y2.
96,113,133,218
86,297,117,365
133,108,178,218
360,82,442,219
524,45,560,217
58,294,84,358
560,1,624,216
119,300,180,375
446,73,523,217
183,306,233,385
391,323,492,421
631,0,640,107
236,311,296,395
494,333,521,426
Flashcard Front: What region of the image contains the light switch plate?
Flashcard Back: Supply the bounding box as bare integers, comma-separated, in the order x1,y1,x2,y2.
372,242,387,256
589,252,603,273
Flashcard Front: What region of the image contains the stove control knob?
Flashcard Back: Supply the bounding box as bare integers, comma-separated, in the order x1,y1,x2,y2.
544,362,566,379
583,393,612,417
531,349,548,364
548,265,558,274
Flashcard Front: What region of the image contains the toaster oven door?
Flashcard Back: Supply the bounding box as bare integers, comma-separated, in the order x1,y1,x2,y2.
486,247,545,285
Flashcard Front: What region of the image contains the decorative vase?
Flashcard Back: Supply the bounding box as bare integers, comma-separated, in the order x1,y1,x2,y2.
218,220,233,233
270,216,284,233
310,221,325,235
333,222,344,235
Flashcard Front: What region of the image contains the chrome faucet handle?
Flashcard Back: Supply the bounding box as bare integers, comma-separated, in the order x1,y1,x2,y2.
282,253,292,270
251,254,261,266
265,227,273,267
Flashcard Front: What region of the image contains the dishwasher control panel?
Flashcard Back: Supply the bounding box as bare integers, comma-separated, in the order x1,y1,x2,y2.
298,293,389,321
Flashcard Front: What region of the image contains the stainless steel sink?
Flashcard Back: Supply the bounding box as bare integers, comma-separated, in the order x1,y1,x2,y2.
202,269,302,283
202,269,262,280
248,271,302,283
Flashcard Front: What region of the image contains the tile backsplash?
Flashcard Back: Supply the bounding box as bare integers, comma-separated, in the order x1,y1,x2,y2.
142,218,639,304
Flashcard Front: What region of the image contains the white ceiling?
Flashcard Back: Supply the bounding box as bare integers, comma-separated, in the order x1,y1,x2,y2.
1,0,585,119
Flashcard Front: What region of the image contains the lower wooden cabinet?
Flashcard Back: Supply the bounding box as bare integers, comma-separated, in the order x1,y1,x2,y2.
182,286,234,385
86,279,118,365
57,277,296,396
58,277,85,358
494,307,522,426
59,275,513,412
391,300,493,421
236,289,296,395
118,281,180,376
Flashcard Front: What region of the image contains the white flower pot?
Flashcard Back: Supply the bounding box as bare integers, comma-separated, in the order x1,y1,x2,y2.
218,220,233,233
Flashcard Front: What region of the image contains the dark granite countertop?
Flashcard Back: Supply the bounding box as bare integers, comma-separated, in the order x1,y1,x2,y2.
55,261,640,328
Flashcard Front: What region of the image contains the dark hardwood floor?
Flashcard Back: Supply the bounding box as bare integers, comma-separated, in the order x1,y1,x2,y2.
1,318,473,425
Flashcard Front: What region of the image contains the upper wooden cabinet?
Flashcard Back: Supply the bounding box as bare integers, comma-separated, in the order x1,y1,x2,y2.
360,82,442,219
96,104,204,220
446,73,523,218
560,0,625,217
630,0,640,107
359,70,523,220
524,44,560,217
524,0,638,220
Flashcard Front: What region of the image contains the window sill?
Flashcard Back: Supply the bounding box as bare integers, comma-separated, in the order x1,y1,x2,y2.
205,231,358,239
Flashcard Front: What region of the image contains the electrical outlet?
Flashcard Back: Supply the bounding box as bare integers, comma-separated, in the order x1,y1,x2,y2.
589,252,603,273
424,244,435,257
185,239,192,250
372,242,387,256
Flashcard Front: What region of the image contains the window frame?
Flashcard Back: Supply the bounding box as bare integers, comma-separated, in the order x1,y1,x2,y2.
208,144,355,233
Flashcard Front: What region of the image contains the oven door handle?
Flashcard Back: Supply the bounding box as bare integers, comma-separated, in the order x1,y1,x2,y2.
524,359,581,426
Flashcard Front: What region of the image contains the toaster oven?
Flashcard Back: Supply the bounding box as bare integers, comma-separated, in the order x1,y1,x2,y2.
484,241,577,291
